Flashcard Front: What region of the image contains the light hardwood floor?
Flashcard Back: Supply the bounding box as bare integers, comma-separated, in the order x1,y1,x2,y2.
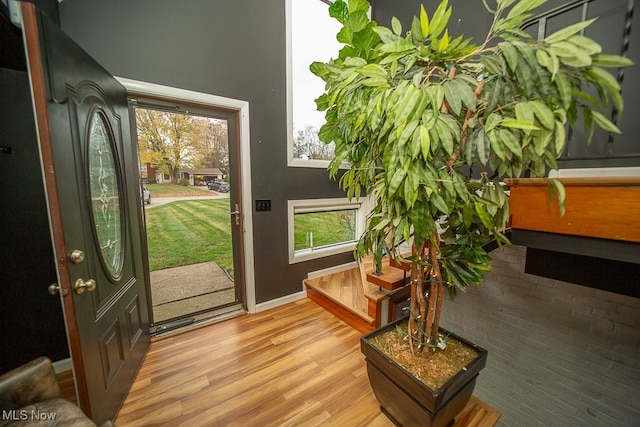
114,298,499,426
115,298,392,426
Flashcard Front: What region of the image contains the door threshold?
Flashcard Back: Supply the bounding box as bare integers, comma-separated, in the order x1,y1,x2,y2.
150,304,245,339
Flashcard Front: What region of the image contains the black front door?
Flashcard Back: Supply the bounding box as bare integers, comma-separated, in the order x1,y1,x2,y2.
21,3,150,423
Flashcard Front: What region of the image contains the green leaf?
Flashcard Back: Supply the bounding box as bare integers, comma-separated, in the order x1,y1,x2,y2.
411,17,424,43
474,202,494,229
488,131,506,161
501,118,540,130
336,27,353,44
559,53,592,68
591,110,621,133
499,42,520,72
443,80,462,115
567,35,602,55
436,118,455,155
544,18,597,44
393,85,421,127
485,113,502,132
453,174,469,202
549,41,583,58
430,0,452,39
391,17,402,36
476,130,490,165
420,4,430,37
481,55,505,75
378,39,415,54
547,179,566,216
358,64,388,79
348,11,370,33
506,0,546,22
528,101,555,130
329,0,349,24
592,54,634,68
431,192,450,215
554,71,573,109
388,168,406,196
499,128,523,159
419,125,431,159
484,78,504,116
425,84,445,113
585,67,624,113
554,120,567,155
398,120,420,147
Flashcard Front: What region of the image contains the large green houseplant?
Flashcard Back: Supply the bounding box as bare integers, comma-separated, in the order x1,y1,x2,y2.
312,0,630,351
311,0,631,423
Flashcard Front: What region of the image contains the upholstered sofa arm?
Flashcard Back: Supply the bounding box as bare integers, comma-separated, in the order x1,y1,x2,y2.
0,357,61,411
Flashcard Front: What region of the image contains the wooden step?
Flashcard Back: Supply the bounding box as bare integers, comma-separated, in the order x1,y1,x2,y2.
366,263,409,291
303,267,376,334
305,284,375,334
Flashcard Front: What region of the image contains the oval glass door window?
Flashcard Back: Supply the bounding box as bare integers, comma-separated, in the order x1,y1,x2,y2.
88,110,123,280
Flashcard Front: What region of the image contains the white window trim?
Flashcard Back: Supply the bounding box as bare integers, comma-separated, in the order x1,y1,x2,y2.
288,197,367,264
115,77,257,313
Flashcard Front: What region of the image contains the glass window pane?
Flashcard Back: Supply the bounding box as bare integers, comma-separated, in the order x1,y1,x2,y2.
88,111,123,279
290,0,342,161
294,209,357,251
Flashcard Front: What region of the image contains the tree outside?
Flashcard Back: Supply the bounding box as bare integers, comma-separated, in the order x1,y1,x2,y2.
135,108,229,181
293,125,335,160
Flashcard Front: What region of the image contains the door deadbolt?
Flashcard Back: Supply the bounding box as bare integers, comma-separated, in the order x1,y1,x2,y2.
70,250,85,264
74,278,96,294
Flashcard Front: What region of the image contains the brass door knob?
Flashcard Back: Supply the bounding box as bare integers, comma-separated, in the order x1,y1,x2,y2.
74,278,96,294
70,250,85,264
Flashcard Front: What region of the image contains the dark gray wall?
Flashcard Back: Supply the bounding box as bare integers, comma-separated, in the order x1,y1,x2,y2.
59,0,353,304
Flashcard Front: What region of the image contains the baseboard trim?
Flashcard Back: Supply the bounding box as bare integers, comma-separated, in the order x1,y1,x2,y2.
253,290,307,313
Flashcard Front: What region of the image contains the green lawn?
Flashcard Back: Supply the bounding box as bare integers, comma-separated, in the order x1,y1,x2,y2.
294,209,356,251
145,199,233,274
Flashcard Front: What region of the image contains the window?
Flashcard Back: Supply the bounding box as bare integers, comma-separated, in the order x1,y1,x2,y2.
286,0,343,167
288,198,366,263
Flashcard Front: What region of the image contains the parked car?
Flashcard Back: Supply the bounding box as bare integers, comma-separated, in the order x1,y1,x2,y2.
142,186,151,204
208,180,229,192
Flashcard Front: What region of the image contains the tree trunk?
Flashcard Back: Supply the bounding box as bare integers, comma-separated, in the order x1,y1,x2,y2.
408,232,443,354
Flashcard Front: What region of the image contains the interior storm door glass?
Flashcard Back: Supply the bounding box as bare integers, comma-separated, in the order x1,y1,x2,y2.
294,209,357,251
88,110,123,279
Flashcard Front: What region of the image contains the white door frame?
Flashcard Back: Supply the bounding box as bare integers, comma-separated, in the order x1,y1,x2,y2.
116,77,257,313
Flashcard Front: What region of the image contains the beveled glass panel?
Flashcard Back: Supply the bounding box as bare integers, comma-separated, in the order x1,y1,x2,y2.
88,111,122,279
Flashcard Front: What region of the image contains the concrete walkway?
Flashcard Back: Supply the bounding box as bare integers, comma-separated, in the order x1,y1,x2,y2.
150,261,235,323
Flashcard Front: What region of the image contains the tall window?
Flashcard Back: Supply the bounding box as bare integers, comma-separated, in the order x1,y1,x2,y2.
287,0,343,167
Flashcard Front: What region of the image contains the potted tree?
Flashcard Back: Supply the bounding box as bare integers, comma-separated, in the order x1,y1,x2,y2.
311,0,631,425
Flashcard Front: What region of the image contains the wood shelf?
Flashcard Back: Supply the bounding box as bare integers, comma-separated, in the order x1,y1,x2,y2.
506,177,640,243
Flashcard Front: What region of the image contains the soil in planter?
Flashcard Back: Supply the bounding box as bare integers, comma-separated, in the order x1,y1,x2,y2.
369,320,479,390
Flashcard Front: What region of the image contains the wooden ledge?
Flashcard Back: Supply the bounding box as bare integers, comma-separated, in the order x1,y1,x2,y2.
507,176,640,243
506,176,640,187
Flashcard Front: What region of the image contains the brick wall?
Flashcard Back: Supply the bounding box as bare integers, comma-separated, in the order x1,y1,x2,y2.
440,245,640,426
